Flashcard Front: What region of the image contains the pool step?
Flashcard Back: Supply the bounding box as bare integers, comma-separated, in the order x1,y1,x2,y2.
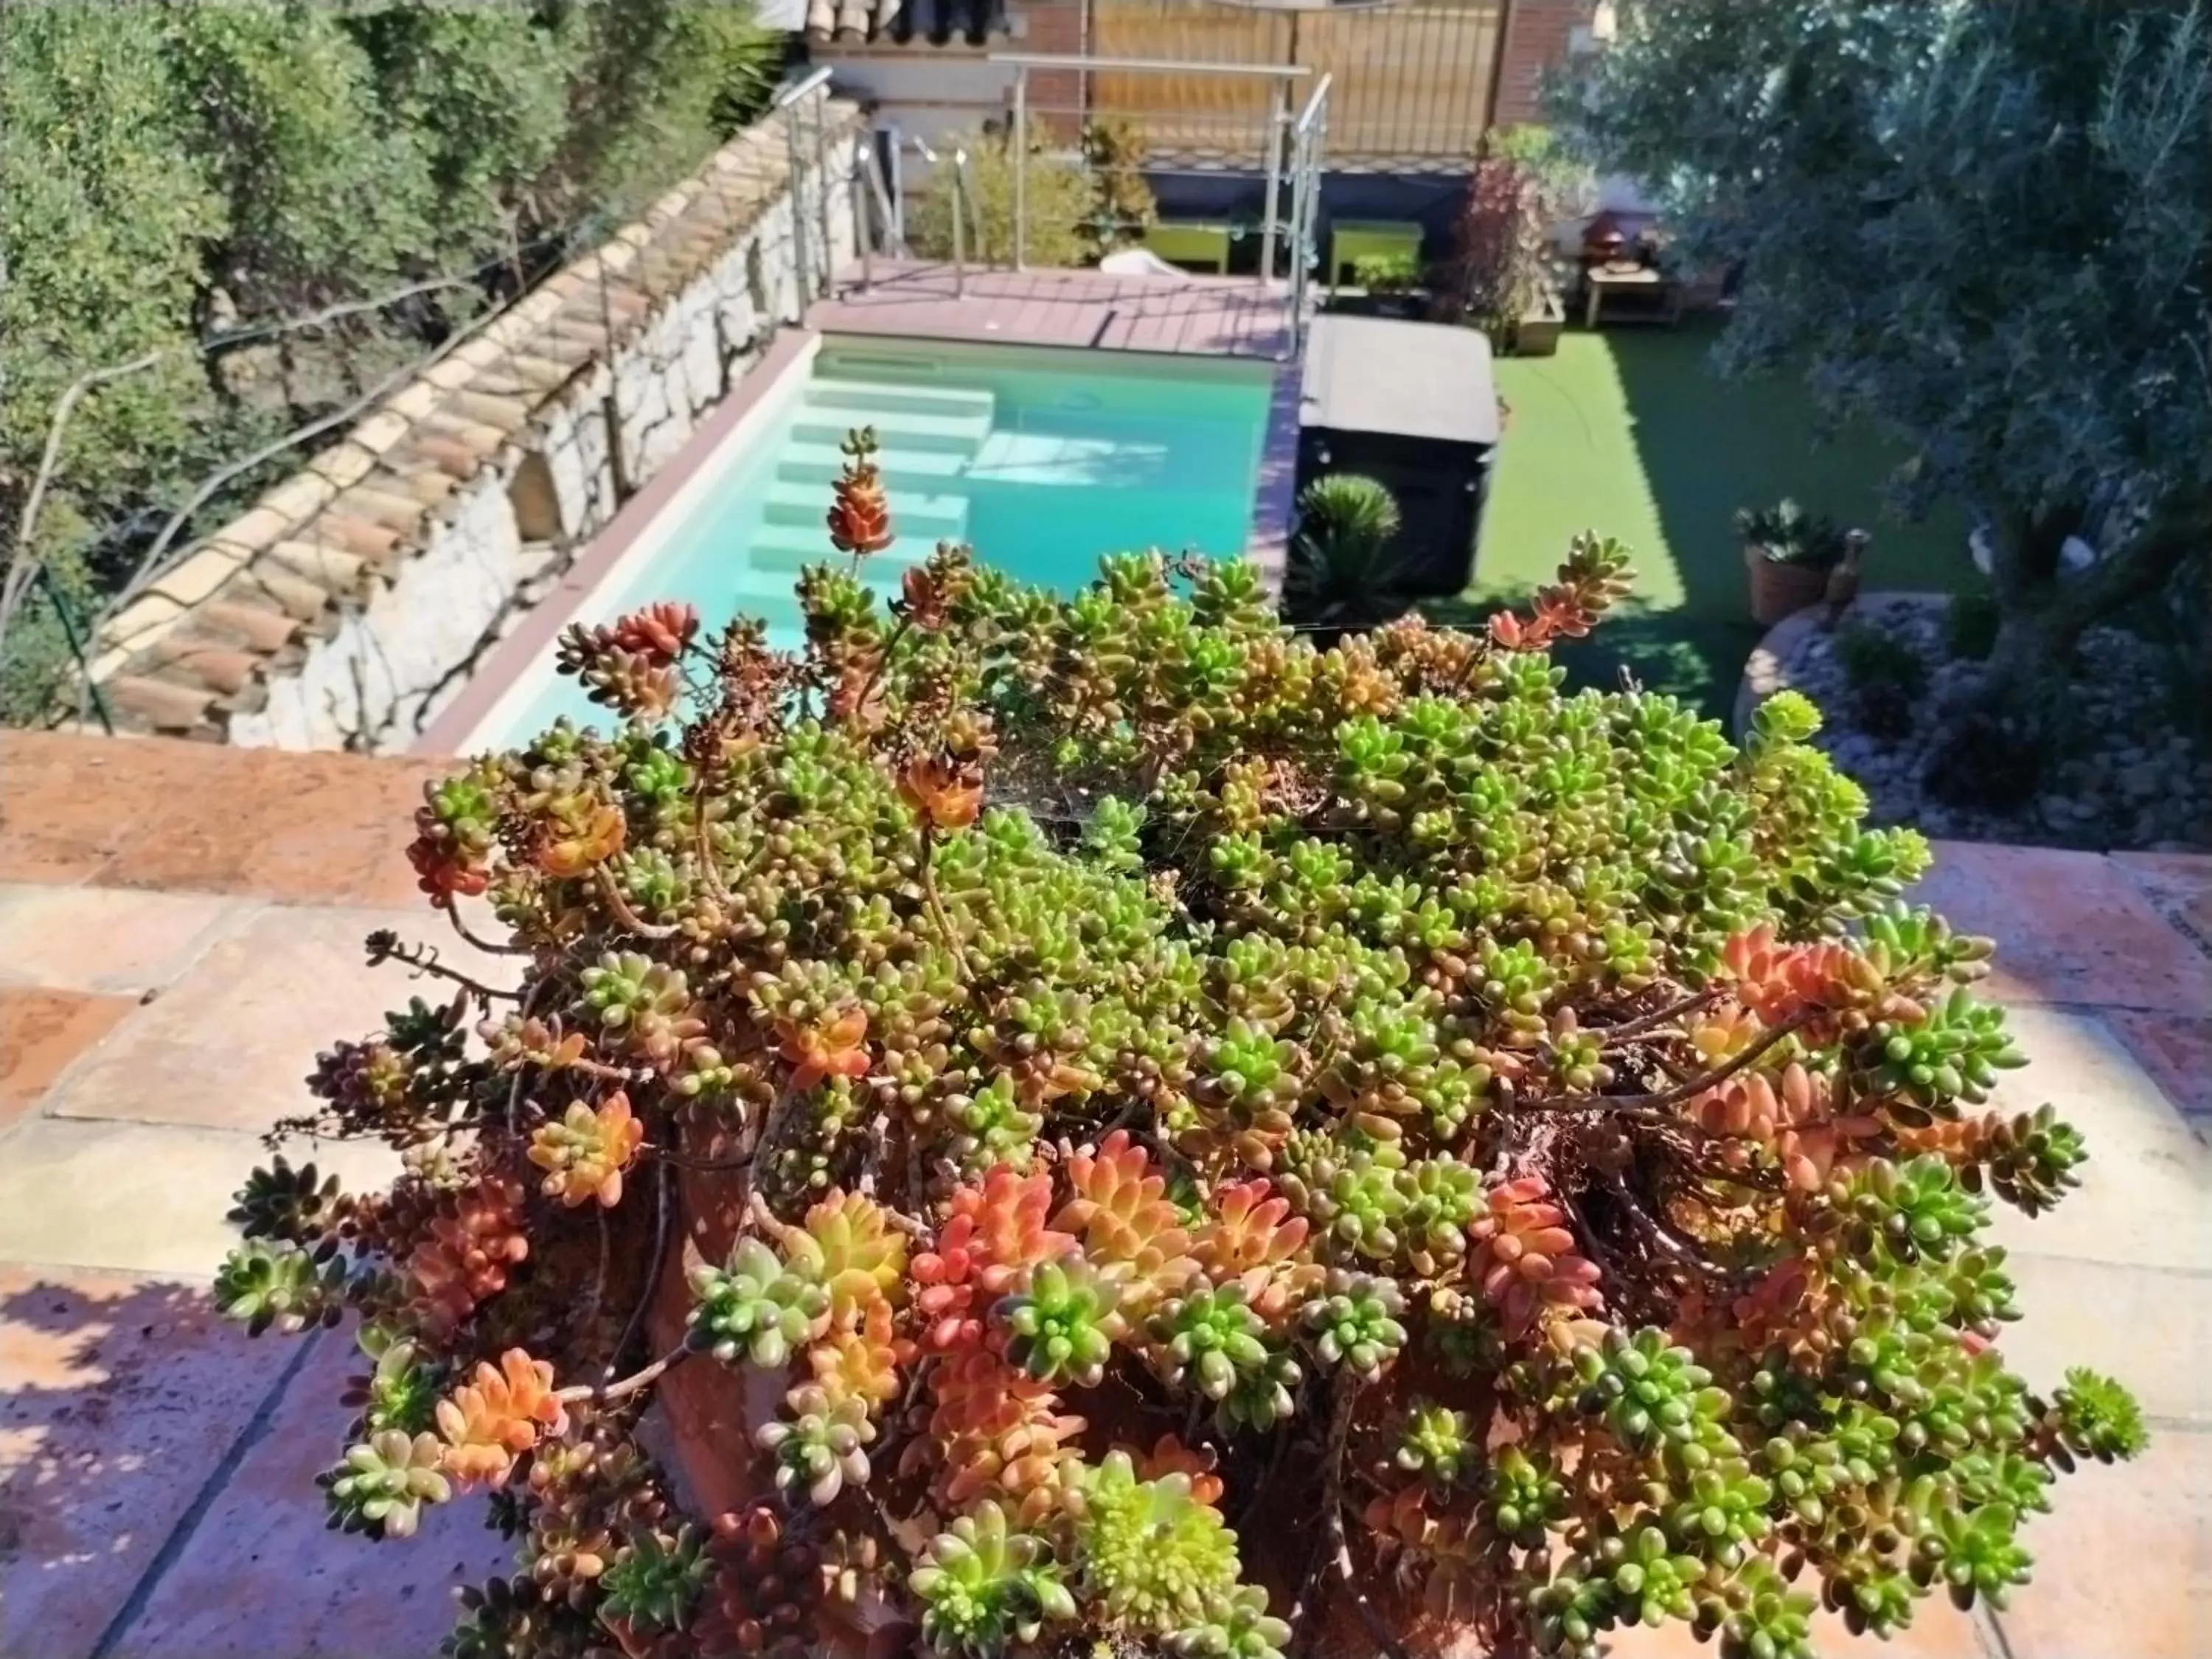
775,441,973,490
804,378,998,422
759,480,968,545
790,403,993,454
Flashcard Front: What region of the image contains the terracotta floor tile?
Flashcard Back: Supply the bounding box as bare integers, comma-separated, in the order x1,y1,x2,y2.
2113,851,2212,950
44,902,515,1135
2,731,445,905
0,1265,277,1659
1992,1427,2212,1659
1983,1009,2212,1273
0,885,246,995
1998,1252,2212,1427
2104,1010,2212,1125
0,989,134,1127
100,1327,506,1659
1915,842,2212,1013
0,738,185,886
0,1119,399,1279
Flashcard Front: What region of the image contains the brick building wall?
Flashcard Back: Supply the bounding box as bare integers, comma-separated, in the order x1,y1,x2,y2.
1491,0,1597,127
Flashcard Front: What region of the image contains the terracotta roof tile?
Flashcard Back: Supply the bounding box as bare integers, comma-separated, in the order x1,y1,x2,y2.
200,601,305,654
90,100,863,738
107,675,218,734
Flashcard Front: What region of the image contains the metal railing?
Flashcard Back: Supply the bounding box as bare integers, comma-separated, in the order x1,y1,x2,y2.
1285,72,1333,357
991,53,1313,276
859,132,986,298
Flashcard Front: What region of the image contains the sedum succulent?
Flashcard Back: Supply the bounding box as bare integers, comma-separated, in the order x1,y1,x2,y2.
686,1236,832,1371
215,462,2143,1659
323,1430,453,1538
908,1499,1078,1655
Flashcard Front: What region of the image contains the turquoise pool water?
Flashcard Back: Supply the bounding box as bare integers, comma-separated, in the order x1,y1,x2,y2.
481,338,1276,743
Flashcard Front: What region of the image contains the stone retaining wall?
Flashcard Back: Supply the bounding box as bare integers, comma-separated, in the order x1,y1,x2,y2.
92,94,864,752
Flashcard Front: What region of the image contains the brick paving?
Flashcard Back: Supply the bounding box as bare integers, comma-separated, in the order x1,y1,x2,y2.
0,728,2205,1657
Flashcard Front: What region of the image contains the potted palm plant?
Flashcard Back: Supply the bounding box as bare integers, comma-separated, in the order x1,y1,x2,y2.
1284,473,1411,639
1736,498,1848,625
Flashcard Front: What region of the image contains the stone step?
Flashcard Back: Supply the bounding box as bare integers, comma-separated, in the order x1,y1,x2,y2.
803,378,998,421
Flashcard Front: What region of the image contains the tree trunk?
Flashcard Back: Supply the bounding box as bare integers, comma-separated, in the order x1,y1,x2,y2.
1971,498,2208,714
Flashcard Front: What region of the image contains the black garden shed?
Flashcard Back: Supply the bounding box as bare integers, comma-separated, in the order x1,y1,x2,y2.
1295,315,1500,596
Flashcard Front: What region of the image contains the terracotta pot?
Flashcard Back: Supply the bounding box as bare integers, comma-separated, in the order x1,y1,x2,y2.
646,1166,894,1658
1745,543,1830,625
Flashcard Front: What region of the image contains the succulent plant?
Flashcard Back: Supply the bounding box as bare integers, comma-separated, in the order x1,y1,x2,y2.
214,1237,347,1335
229,1155,344,1242
525,1092,644,1208
908,1499,1077,1655
598,1528,708,1632
1074,1451,1247,1635
686,1236,832,1371
757,1382,874,1506
435,1350,569,1490
218,461,2143,1659
323,1430,453,1538
996,1259,1122,1388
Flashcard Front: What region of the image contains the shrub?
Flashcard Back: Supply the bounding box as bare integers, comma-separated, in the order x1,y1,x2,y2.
908,128,1091,268
1444,153,1548,346
1836,622,1930,741
1352,251,1424,294
1285,473,1410,636
221,444,2143,1659
1736,498,1851,571
1080,118,1157,260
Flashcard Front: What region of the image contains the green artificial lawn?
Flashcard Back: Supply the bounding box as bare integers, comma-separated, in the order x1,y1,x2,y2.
1453,323,1975,720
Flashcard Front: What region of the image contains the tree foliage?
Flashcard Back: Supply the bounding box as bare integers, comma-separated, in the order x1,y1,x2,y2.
1570,1,2212,693
0,0,787,725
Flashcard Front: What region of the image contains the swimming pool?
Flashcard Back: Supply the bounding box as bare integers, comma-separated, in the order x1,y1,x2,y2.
470,337,1278,745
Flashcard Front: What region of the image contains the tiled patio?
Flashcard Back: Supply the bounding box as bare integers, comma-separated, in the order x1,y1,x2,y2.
1,728,2206,1657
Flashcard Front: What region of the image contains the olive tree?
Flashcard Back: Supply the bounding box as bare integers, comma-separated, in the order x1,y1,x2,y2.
1571,1,2212,711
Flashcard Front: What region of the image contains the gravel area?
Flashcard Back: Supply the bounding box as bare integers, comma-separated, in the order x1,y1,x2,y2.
1775,593,2212,851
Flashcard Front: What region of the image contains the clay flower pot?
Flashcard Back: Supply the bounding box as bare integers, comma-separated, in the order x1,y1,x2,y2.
1745,542,1831,626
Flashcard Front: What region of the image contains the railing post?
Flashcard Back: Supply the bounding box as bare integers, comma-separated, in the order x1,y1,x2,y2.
855,148,874,293
950,147,968,299
813,95,835,299
1012,66,1029,271
1259,76,1289,287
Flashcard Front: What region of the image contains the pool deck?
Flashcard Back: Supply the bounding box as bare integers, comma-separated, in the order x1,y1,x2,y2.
419,263,1303,753
815,260,1295,360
